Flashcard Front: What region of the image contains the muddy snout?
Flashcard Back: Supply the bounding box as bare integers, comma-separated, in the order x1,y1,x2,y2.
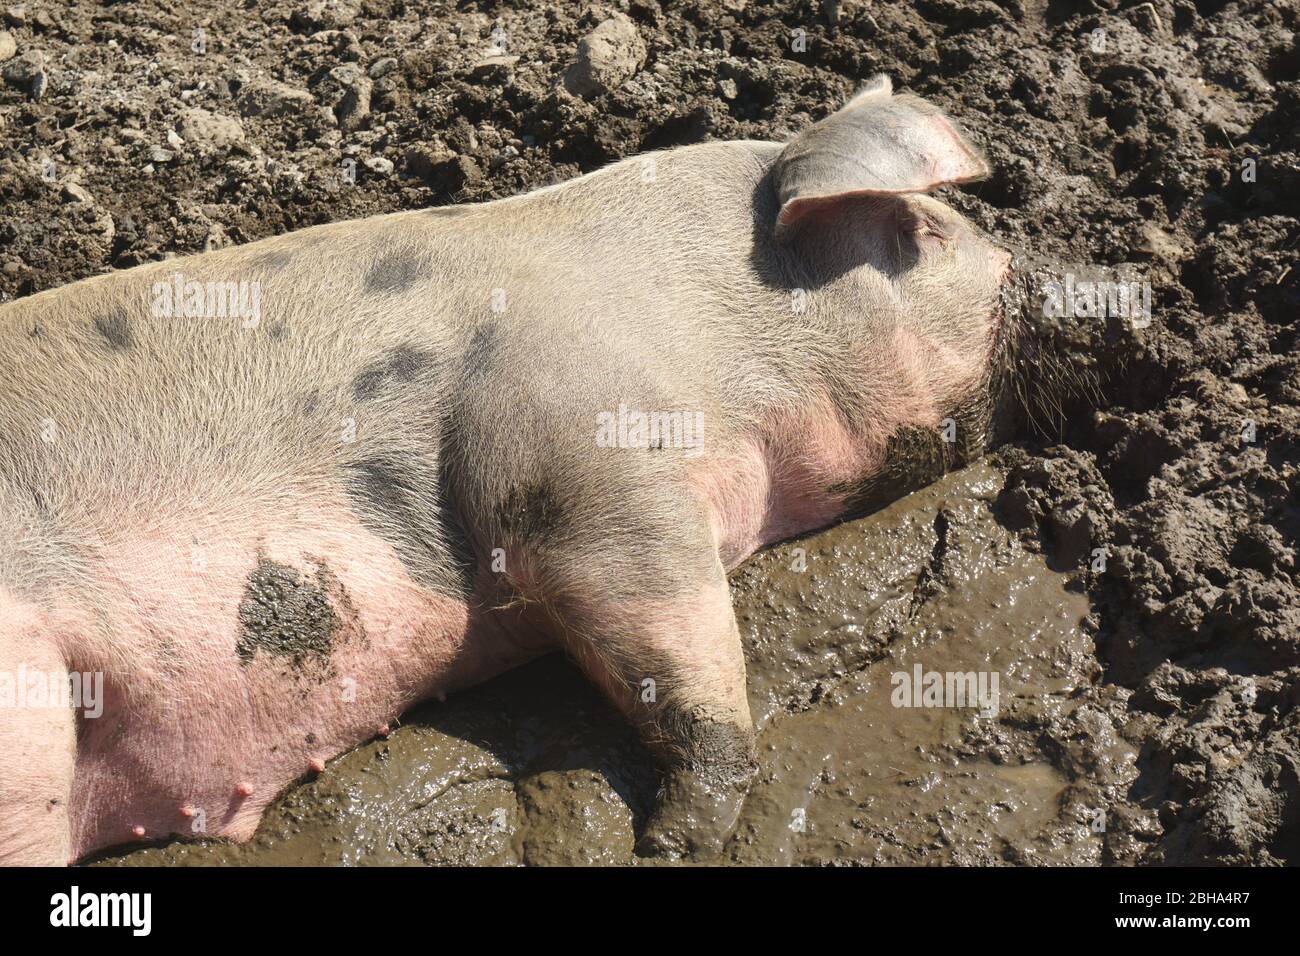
987,249,1149,443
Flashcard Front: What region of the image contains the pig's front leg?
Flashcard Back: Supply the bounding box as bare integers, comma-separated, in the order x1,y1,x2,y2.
561,566,757,860
577,567,754,858
488,492,757,859
644,586,761,859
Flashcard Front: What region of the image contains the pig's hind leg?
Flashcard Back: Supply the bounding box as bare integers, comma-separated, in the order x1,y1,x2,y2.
0,603,77,865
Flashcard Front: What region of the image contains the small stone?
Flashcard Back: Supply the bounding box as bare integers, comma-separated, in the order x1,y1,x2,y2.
404,145,481,191
235,74,314,119
60,182,92,204
562,13,646,99
0,30,16,62
402,143,443,180
178,107,246,152
469,54,518,82
291,0,359,32
1,47,42,89
1131,1,1165,36
1133,223,1185,264
319,63,372,130
363,155,393,175
368,56,397,79
438,153,480,190
145,145,175,163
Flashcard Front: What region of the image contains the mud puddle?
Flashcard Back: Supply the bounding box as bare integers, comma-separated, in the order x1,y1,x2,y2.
97,461,1116,866
727,460,1116,865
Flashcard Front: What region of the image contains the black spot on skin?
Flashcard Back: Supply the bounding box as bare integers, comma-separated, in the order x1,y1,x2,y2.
424,205,473,217
236,558,339,671
353,345,435,400
251,249,295,271
494,484,565,543
344,455,475,597
462,321,498,381
305,733,317,745
363,254,430,294
267,321,288,341
346,457,419,525
93,313,132,351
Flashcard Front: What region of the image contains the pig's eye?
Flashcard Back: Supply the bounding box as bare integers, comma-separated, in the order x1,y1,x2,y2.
897,205,955,253
915,221,950,244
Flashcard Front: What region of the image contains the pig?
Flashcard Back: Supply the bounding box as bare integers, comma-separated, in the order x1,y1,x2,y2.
0,75,1015,864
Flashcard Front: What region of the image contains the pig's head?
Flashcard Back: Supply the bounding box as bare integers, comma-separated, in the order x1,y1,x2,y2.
769,76,1023,508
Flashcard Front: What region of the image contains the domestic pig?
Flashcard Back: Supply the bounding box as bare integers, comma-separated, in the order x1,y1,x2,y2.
0,75,1015,863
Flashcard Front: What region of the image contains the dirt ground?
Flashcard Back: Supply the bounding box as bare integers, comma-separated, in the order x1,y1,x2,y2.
2,0,1297,866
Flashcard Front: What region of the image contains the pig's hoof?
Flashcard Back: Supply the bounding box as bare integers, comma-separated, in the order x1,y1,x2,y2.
635,769,749,861
635,823,690,860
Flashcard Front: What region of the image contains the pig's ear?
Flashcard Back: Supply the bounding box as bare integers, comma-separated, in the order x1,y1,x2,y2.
772,75,990,238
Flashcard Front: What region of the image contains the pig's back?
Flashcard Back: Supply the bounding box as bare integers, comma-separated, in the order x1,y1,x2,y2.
0,139,780,494
0,138,790,613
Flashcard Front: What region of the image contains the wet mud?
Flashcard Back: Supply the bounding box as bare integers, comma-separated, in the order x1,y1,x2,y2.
3,0,1296,865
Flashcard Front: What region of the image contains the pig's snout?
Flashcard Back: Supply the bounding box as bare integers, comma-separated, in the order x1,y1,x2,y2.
986,249,1107,445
